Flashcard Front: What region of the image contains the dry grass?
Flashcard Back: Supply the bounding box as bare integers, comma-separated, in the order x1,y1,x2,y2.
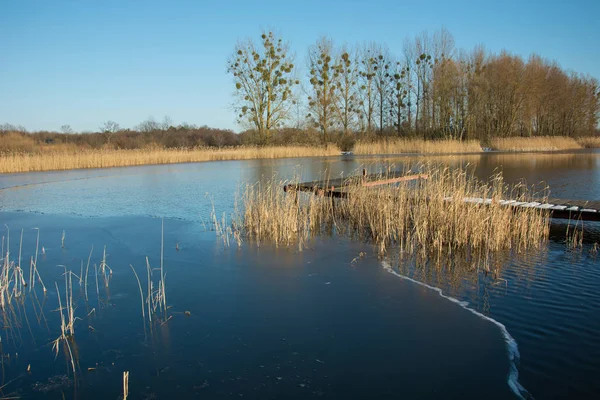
240,166,550,260
576,136,600,148
490,136,582,152
353,138,482,155
0,145,340,174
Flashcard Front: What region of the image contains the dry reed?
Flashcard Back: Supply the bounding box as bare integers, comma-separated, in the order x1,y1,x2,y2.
123,371,129,400
129,220,169,327
240,166,550,260
490,136,582,152
576,136,600,148
0,145,340,174
353,138,482,155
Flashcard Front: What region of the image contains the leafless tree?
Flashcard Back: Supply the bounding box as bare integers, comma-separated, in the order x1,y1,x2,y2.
333,46,360,136
60,125,73,134
306,37,339,143
100,120,120,144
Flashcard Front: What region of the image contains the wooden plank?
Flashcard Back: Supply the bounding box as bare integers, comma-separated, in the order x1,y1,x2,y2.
361,174,428,187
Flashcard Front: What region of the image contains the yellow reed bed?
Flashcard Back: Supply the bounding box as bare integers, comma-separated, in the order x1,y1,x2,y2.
0,145,340,174
576,136,600,148
490,136,582,152
353,138,482,155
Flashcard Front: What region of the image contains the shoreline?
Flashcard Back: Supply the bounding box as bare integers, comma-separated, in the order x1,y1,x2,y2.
0,137,597,174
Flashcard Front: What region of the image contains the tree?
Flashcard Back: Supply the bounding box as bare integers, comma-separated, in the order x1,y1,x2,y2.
100,120,120,144
137,117,160,133
358,43,378,134
306,37,339,143
404,32,433,137
60,125,74,134
333,47,360,136
161,115,173,131
388,62,408,136
372,46,393,134
227,31,299,144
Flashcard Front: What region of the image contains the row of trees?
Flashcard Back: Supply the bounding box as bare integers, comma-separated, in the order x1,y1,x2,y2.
0,118,331,152
0,119,240,150
228,29,600,143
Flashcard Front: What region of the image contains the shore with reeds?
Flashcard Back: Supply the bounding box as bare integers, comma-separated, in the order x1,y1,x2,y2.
1,136,598,174
0,145,340,174
352,138,483,155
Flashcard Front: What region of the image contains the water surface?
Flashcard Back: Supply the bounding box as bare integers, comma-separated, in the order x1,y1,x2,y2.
1,150,599,399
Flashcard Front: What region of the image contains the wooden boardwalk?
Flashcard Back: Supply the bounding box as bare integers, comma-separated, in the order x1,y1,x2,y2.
284,171,600,222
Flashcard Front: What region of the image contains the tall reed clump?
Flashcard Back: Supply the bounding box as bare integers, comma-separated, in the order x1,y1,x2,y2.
239,165,550,260
353,138,482,155
240,177,335,250
129,220,169,329
490,136,582,152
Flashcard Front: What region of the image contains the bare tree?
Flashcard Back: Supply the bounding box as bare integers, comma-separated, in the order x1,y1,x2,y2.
100,120,120,144
405,32,432,137
333,47,360,136
161,115,173,131
372,45,393,134
358,43,378,134
60,125,74,134
388,61,409,136
137,117,160,133
306,37,339,143
227,31,299,144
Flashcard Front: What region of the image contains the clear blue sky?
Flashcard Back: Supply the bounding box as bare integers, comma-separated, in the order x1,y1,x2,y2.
1,0,598,133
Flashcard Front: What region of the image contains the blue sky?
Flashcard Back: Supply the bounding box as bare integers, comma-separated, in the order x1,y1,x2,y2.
1,0,598,133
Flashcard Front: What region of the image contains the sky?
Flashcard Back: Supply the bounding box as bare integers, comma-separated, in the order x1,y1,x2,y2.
1,0,599,133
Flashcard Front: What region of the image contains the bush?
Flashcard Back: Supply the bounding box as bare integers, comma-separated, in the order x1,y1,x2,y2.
338,134,356,152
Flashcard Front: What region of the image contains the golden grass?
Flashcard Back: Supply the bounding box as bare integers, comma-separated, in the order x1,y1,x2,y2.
0,145,341,174
490,136,582,152
353,138,482,155
240,165,550,260
576,136,600,148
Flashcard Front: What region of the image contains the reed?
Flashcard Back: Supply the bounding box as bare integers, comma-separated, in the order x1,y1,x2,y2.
52,275,76,373
0,145,340,174
576,136,600,148
353,138,482,155
490,136,582,152
123,371,129,400
240,165,550,260
129,221,169,327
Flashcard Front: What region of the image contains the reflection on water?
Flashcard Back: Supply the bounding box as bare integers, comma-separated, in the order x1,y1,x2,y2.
383,237,600,398
0,214,515,399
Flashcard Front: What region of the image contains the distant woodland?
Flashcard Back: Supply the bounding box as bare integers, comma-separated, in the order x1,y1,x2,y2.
2,28,598,152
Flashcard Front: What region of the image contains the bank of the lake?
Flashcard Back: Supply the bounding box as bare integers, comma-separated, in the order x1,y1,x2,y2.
1,136,597,174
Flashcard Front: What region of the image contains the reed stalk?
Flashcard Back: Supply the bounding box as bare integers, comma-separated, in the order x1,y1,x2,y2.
123,371,129,400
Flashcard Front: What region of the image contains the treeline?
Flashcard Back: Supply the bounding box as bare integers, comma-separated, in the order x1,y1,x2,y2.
0,120,238,152
229,29,600,143
0,120,329,153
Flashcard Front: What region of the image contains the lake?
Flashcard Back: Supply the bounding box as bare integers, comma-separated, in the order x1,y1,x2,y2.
0,150,599,399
